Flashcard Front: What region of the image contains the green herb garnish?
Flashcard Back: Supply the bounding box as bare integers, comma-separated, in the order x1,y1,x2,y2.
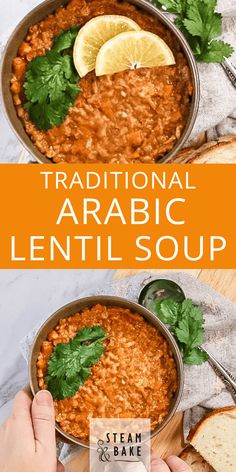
151,298,208,365
154,0,234,62
24,26,80,130
53,26,79,53
46,326,107,400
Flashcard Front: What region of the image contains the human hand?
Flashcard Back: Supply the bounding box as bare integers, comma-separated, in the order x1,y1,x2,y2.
0,390,64,472
112,454,192,471
152,455,192,472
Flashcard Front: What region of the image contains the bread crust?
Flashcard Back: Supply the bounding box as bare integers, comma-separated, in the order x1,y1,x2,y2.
187,405,236,442
180,446,215,471
171,135,236,164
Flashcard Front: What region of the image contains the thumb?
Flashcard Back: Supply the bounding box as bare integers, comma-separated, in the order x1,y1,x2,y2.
165,456,192,472
123,463,147,472
31,390,56,451
151,456,170,472
57,460,65,472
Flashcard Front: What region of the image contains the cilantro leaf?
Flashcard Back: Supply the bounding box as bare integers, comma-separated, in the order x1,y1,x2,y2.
154,0,234,63
155,0,185,15
183,8,221,42
53,26,79,52
151,297,208,366
25,52,70,103
158,299,179,326
175,317,204,349
183,348,209,365
198,40,234,63
47,376,80,400
181,299,204,323
72,326,106,344
24,27,80,130
27,97,71,130
79,341,105,367
46,326,106,400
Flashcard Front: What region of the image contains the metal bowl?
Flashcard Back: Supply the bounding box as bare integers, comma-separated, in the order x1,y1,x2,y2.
29,295,184,447
1,0,199,164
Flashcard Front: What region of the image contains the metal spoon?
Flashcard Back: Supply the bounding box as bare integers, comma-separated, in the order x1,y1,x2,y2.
221,58,236,89
200,346,236,403
138,279,185,309
139,279,236,403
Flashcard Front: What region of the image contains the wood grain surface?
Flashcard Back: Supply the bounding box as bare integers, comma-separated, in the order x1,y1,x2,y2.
66,269,236,472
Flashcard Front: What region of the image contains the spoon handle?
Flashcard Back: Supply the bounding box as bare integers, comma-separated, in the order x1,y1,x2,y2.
200,347,236,402
221,58,236,89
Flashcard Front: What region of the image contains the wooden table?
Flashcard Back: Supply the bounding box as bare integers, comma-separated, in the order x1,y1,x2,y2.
67,269,236,472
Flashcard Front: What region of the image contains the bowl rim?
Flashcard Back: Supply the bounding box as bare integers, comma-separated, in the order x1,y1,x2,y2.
1,0,200,164
29,295,184,448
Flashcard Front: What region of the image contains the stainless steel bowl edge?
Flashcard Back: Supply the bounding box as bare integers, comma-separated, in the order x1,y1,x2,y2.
29,295,184,448
1,0,200,164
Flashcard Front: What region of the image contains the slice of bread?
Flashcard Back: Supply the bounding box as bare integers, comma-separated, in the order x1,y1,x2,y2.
188,406,236,472
172,135,236,164
180,446,215,471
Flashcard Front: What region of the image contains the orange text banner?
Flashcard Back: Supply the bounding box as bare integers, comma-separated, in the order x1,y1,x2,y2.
0,164,234,269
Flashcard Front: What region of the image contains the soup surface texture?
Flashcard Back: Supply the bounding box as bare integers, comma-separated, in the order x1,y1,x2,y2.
37,304,178,441
11,0,193,163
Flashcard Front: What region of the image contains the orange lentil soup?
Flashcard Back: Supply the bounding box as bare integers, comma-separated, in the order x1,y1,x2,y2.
11,0,193,164
37,304,178,441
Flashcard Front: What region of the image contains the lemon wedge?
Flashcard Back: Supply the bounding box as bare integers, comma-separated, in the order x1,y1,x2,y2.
95,30,175,76
73,15,141,77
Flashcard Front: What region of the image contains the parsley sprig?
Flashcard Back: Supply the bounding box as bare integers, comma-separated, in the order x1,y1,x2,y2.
154,0,234,62
150,298,208,365
46,326,107,400
24,26,80,130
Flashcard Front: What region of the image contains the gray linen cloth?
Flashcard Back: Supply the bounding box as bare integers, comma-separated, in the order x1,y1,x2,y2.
153,0,236,142
198,4,236,141
20,271,236,464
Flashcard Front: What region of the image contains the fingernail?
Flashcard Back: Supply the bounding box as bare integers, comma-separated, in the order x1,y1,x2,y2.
35,390,53,406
